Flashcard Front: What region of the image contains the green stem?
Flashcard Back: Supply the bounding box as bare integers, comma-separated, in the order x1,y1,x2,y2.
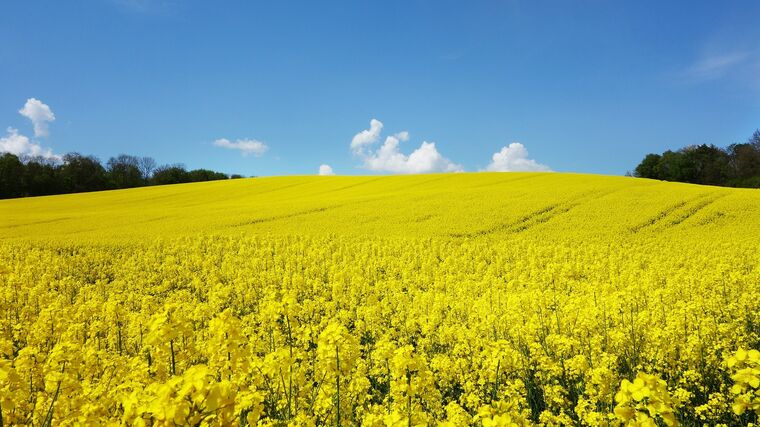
492,360,500,402
41,361,66,427
286,316,293,419
170,339,176,376
335,345,341,427
407,370,412,427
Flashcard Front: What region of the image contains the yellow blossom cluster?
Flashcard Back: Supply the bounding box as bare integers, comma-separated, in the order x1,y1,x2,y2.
613,373,678,426
0,173,759,425
727,348,760,417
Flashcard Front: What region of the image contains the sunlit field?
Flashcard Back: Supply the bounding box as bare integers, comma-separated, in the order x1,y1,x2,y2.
1,173,759,426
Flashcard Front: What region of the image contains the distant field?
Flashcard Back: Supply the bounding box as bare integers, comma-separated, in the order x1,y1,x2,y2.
1,173,759,425
1,172,758,242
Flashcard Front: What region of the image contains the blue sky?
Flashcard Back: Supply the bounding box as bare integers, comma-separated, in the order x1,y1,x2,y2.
1,1,759,176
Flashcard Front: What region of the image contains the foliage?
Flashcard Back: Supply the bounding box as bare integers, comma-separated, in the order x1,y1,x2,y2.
634,129,760,187
152,166,229,185
0,153,25,199
107,154,144,189
0,152,238,199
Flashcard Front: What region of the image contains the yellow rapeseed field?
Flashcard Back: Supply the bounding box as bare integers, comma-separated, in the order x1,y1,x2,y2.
1,173,759,426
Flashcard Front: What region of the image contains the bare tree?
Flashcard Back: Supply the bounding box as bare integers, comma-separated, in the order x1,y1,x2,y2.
138,156,157,180
749,129,760,150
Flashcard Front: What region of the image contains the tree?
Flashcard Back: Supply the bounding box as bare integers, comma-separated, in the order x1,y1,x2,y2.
0,153,26,198
634,154,662,179
24,157,60,196
107,154,144,189
749,129,760,150
633,130,760,188
59,153,108,193
657,150,689,182
187,169,228,182
680,144,730,185
727,143,760,181
138,156,157,181
151,165,190,185
0,151,234,199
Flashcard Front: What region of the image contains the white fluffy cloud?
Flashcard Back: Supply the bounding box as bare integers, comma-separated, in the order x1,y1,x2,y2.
214,138,268,156
351,119,463,174
0,127,60,161
318,164,335,175
1,99,61,161
19,98,55,138
484,142,551,172
350,118,383,153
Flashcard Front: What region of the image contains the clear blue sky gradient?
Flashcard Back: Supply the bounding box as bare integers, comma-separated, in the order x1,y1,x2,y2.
2,1,759,176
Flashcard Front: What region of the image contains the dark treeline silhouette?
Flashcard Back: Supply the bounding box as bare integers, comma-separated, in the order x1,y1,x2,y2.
0,153,244,199
634,130,760,188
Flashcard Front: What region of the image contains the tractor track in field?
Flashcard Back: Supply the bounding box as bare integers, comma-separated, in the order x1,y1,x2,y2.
629,193,719,233
230,205,343,227
697,210,727,226
508,188,620,234
666,194,725,226
306,177,386,196
450,188,619,238
228,194,401,228
0,217,72,229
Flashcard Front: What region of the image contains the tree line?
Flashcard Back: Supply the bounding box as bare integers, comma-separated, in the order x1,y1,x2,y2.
634,130,760,188
0,152,244,199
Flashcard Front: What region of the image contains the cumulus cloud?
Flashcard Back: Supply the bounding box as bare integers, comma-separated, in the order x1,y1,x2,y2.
19,98,55,138
394,131,409,142
484,143,551,172
350,118,383,153
318,164,335,176
0,127,61,161
351,119,463,174
214,138,268,157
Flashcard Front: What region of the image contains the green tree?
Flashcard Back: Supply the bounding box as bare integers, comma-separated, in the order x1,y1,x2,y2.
187,169,228,182
151,165,190,185
680,144,730,185
633,153,662,179
728,143,760,181
0,153,26,198
24,157,61,196
633,129,760,188
656,150,689,182
107,154,144,189
60,153,108,193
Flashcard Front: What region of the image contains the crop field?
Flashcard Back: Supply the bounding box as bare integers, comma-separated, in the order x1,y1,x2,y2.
1,172,759,426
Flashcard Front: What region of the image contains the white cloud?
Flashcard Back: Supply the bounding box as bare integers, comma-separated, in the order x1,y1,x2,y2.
686,50,751,81
351,119,463,174
484,143,551,172
18,98,55,138
214,138,268,157
318,164,335,176
394,131,409,142
0,127,61,161
350,119,383,153
363,136,463,174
